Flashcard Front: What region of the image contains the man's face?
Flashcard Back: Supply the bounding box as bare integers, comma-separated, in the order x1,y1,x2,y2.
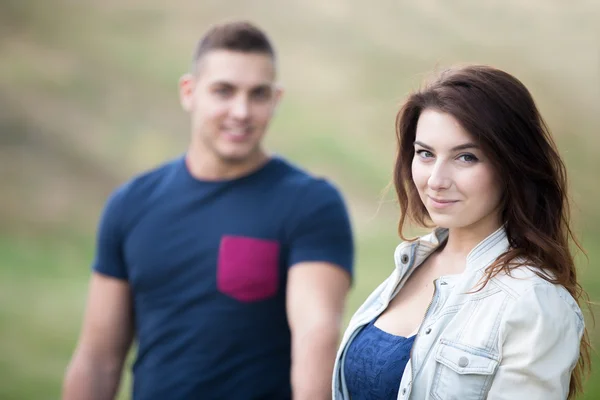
179,50,282,165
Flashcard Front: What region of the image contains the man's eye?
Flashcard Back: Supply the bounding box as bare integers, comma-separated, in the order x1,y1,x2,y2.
214,87,232,96
252,89,271,101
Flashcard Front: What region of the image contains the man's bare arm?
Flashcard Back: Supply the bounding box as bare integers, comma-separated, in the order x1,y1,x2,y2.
286,262,351,400
63,273,134,400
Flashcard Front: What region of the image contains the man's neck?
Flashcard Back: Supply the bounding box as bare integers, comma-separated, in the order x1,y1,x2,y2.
185,147,270,181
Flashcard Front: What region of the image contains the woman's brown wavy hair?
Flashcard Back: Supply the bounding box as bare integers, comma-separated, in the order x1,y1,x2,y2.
394,64,590,398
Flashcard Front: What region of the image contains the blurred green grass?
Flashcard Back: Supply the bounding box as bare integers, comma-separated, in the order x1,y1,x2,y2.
1,230,600,399
1,0,599,398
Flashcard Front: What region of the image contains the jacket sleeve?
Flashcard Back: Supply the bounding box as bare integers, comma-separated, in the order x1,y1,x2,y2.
487,283,584,399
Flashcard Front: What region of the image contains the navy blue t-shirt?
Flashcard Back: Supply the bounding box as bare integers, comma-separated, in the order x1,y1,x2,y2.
92,155,354,400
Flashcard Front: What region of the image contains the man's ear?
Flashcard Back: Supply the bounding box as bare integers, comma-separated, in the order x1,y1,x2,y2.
273,83,284,108
178,73,196,112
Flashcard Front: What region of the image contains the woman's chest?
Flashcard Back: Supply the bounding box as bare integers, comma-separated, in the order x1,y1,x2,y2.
407,287,511,400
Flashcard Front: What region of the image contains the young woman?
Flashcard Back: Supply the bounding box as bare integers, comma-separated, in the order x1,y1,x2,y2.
333,65,590,399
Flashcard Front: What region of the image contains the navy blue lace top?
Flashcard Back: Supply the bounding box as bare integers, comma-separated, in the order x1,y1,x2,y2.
343,318,416,400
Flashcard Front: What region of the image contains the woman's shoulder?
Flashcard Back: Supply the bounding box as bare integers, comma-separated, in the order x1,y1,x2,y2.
490,265,584,329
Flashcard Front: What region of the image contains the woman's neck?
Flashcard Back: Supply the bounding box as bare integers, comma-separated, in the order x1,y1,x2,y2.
441,219,503,262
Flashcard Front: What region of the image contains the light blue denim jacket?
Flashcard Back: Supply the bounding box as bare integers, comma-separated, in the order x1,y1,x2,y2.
333,227,584,400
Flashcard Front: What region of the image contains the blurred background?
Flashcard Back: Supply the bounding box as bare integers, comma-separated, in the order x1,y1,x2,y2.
1,0,599,398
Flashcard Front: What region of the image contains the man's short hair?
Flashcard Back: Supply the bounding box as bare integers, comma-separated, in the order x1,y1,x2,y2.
192,20,276,71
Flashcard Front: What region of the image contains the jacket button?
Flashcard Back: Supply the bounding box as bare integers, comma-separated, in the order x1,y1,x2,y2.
401,254,409,264
401,388,407,395
425,328,432,334
458,356,469,367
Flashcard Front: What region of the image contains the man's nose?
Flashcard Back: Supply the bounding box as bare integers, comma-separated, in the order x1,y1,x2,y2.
231,96,250,119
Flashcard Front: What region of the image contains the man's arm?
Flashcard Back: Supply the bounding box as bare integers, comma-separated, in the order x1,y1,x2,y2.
287,262,351,400
63,273,134,400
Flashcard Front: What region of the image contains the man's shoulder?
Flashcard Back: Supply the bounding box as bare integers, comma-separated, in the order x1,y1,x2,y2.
272,156,343,198
108,156,182,206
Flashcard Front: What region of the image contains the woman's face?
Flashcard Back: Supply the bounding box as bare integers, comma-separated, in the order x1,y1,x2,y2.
411,109,503,234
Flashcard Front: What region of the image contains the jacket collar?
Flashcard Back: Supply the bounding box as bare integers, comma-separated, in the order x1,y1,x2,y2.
394,226,510,277
465,226,510,271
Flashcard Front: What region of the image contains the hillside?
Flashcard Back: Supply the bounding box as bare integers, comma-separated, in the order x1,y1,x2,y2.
1,0,599,234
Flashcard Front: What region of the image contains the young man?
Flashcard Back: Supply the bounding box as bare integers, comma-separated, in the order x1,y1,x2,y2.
62,20,354,400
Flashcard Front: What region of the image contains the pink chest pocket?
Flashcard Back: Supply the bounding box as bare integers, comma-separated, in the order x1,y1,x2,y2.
217,235,280,302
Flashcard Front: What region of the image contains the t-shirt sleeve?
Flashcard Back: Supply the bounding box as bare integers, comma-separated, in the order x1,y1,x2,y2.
91,185,129,280
287,179,354,278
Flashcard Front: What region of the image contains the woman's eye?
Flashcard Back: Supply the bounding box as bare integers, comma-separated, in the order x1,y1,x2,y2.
416,150,434,158
458,154,479,163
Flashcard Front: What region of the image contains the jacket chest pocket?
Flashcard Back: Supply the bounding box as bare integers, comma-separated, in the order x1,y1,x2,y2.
431,339,499,400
